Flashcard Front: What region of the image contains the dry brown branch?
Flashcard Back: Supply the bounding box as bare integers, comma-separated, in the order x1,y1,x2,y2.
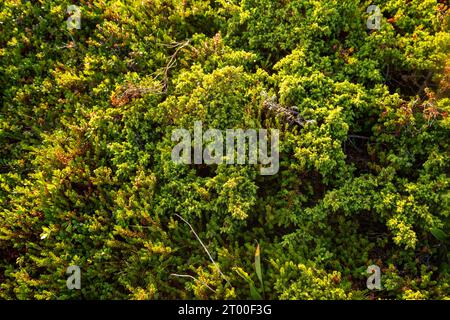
162,40,190,93
111,83,163,107
110,40,190,107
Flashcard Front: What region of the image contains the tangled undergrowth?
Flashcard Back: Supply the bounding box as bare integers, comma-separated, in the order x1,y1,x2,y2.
0,0,449,299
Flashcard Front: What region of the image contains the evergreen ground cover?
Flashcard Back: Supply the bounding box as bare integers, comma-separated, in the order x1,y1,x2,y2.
0,0,449,299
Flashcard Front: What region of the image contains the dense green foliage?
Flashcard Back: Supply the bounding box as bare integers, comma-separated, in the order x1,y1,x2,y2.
1,0,449,299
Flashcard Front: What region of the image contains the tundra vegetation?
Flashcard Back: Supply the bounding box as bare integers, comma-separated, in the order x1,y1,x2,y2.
0,0,449,300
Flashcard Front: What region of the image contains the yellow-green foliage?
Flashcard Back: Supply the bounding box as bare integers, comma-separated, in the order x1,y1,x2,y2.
0,0,449,299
